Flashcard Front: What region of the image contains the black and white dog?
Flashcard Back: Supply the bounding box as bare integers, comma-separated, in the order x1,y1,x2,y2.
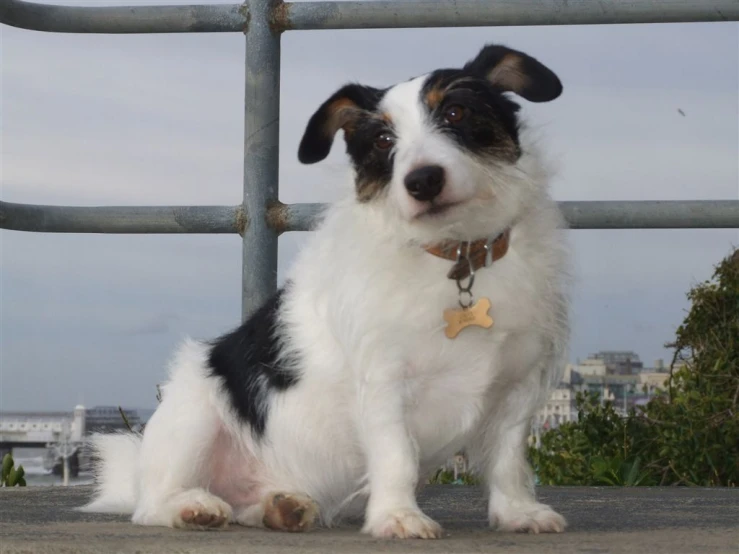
82,43,570,539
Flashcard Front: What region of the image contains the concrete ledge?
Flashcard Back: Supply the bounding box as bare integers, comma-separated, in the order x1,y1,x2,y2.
1,485,737,553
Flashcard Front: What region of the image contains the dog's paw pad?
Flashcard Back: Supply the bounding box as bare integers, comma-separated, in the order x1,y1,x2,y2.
174,491,231,530
262,492,319,532
492,504,566,534
180,508,227,528
363,509,443,539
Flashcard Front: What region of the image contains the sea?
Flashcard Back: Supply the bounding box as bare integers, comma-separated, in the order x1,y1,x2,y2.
13,447,94,487
7,407,157,488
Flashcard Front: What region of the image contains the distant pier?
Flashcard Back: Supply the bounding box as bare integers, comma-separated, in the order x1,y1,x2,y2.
0,405,144,477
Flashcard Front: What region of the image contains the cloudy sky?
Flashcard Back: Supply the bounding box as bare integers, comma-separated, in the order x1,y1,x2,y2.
1,1,737,412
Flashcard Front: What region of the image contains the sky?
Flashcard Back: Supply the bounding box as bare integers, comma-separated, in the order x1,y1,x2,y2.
1,1,738,412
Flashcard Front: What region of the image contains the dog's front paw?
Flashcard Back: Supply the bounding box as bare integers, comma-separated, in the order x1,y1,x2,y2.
262,492,319,532
172,489,232,530
363,508,442,539
491,502,566,534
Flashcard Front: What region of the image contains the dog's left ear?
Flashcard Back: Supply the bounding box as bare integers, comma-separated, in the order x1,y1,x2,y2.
463,44,562,103
298,83,384,164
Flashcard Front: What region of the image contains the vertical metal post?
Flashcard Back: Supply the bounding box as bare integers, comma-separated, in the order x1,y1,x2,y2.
241,0,281,320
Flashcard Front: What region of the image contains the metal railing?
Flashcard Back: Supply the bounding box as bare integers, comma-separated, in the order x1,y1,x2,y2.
2,0,739,320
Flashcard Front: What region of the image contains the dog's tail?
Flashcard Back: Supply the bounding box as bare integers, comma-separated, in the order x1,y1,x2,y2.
77,432,141,514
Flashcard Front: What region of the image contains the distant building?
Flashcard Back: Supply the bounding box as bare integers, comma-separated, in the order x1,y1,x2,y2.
570,372,641,415
639,369,670,394
529,383,577,447
562,358,607,382
535,383,576,429
85,406,142,434
532,351,673,443
0,405,86,446
589,351,644,375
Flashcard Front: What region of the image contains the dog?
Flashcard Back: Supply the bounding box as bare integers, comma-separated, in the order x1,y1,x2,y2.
81,42,570,539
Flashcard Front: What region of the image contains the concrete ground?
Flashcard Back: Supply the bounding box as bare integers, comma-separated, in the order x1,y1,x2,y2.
1,485,737,554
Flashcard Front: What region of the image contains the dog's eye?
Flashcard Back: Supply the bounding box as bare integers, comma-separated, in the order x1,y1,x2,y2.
374,132,394,150
444,105,466,124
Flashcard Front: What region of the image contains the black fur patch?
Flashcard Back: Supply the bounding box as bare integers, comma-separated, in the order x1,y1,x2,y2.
297,83,394,202
344,113,395,202
421,70,522,161
297,83,386,165
207,287,297,437
462,44,563,103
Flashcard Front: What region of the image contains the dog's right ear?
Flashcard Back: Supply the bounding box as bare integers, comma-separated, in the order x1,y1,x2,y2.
298,84,384,164
463,44,562,103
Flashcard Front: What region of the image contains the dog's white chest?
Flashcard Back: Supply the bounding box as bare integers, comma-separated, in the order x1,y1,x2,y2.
398,332,500,457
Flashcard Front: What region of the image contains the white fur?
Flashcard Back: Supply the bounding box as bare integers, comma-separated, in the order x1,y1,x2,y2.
81,73,570,538
79,432,141,513
383,77,481,221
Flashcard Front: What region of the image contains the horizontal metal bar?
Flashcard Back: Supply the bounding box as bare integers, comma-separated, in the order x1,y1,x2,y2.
2,200,738,235
0,200,244,233
2,0,737,34
559,200,739,230
266,202,326,234
0,0,247,33
280,1,739,31
275,200,739,232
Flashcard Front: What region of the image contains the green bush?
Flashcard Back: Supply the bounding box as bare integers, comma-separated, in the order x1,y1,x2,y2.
530,248,739,487
530,392,658,486
1,453,27,487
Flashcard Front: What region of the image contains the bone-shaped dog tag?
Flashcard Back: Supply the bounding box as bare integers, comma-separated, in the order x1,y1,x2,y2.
443,297,494,339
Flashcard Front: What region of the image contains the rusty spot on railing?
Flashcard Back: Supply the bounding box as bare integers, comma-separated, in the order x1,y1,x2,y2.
265,201,289,235
235,205,247,237
269,0,291,33
238,2,250,33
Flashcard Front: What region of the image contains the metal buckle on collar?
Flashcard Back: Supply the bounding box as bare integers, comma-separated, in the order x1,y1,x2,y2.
483,239,494,268
455,241,475,308
455,241,473,272
483,232,504,268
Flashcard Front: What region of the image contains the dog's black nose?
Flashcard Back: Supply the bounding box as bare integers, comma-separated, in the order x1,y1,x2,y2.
404,165,445,202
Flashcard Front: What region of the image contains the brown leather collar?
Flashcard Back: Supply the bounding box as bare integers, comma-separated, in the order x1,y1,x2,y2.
424,229,511,280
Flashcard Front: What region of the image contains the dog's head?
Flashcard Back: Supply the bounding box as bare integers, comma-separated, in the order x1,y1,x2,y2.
298,44,562,241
